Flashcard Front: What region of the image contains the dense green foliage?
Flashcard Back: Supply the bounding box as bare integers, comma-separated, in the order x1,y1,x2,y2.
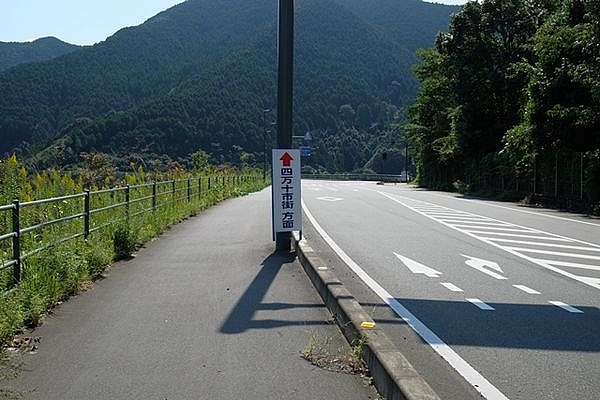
0,0,457,174
0,37,81,71
407,0,600,210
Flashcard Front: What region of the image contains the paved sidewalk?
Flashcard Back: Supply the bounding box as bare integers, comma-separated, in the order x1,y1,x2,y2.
6,188,378,399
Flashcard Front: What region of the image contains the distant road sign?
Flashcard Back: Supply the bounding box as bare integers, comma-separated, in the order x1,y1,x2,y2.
300,146,312,156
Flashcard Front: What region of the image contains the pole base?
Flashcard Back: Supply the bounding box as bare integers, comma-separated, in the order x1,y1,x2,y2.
275,232,292,252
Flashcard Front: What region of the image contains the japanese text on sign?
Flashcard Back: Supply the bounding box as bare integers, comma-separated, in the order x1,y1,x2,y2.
272,149,302,236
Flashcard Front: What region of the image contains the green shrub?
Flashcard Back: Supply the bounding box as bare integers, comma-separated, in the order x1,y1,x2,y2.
113,224,136,260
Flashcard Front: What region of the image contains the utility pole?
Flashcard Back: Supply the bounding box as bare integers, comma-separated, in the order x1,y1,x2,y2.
275,0,294,251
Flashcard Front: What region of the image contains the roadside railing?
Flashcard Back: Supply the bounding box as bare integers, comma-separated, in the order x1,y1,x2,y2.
0,175,259,288
302,173,408,183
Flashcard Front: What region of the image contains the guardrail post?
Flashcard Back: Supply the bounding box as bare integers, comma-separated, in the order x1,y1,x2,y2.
84,190,90,239
187,178,191,202
198,177,202,200
172,180,176,202
125,185,130,223
12,200,21,284
152,182,157,211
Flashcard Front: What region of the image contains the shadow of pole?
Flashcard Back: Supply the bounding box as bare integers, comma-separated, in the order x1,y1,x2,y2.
219,251,296,334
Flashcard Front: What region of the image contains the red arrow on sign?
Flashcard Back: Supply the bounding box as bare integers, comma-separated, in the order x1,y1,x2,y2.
280,152,294,167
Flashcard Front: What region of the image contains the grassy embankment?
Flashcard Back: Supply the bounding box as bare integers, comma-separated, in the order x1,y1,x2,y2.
0,155,268,347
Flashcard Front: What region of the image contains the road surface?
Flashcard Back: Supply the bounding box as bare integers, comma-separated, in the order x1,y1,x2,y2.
301,179,600,400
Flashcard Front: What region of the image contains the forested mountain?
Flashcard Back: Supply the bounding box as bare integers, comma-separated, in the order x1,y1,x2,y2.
0,37,81,71
0,0,458,172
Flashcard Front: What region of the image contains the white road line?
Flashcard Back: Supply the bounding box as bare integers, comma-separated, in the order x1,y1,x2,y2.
455,196,600,228
512,285,541,295
548,301,584,313
441,220,510,226
466,298,495,311
483,238,600,252
466,231,572,241
441,282,464,292
533,259,600,272
503,247,600,261
302,200,511,400
457,225,537,233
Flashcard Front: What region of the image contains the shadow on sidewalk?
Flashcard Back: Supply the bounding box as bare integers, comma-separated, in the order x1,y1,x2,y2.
220,251,329,334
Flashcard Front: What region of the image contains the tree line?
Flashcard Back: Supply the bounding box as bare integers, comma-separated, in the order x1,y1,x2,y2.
407,0,600,211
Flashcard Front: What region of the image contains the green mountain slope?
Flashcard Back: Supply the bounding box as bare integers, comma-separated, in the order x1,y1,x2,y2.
0,37,81,71
48,0,418,164
0,0,276,153
0,0,457,172
334,0,459,50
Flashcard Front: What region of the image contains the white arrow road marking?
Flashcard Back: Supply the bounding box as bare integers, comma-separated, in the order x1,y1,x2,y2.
302,201,510,400
549,301,584,314
466,298,495,311
316,196,343,202
512,285,541,295
394,253,443,278
441,282,464,292
462,255,508,280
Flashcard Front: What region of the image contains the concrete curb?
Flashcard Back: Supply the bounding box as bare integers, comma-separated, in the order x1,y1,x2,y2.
294,236,441,400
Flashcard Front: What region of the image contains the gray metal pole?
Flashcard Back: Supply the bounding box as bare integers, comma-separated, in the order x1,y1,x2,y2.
277,0,293,150
275,0,294,251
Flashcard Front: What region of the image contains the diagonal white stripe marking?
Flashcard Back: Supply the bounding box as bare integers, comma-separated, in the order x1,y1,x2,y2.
466,298,495,311
549,301,584,313
512,285,541,295
441,282,464,292
532,259,600,271
503,247,600,261
484,238,600,252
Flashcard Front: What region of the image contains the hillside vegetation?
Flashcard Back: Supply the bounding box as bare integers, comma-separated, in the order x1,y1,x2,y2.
0,0,457,173
0,37,80,71
408,0,600,210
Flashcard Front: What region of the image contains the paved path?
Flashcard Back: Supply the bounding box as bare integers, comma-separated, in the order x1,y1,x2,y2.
6,188,378,399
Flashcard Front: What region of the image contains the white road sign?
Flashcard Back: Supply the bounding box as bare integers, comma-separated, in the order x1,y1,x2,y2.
272,149,302,236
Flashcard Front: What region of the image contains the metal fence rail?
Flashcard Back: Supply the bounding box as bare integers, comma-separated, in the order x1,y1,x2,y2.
0,175,258,288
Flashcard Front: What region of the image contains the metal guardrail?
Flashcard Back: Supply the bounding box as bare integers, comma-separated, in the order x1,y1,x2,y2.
0,175,258,288
301,173,409,183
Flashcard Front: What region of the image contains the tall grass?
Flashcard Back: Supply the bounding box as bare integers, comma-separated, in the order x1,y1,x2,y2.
0,156,268,347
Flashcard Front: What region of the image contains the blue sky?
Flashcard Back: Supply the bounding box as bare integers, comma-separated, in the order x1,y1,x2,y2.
1,1,186,45
1,0,468,46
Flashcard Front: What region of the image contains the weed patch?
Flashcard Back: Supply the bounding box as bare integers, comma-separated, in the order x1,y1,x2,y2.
301,335,370,378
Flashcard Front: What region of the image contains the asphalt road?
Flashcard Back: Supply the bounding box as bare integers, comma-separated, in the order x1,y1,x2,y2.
301,179,600,400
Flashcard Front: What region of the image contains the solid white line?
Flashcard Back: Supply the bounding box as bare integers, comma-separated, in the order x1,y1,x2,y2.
548,301,584,313
468,232,572,241
456,197,600,228
512,285,541,295
533,259,600,271
503,247,600,261
441,282,464,292
485,238,600,252
466,298,495,311
455,225,535,233
441,220,510,226
302,200,510,400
